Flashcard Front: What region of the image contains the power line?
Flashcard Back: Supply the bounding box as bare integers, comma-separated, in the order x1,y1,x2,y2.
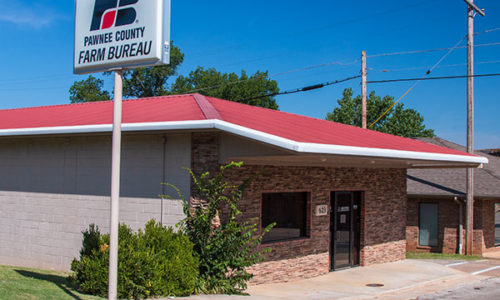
0,86,69,92
372,59,500,73
238,75,361,102
179,59,360,94
368,35,468,128
367,73,500,84
271,59,360,77
474,27,500,35
367,41,500,58
0,75,78,84
187,0,442,60
366,26,500,58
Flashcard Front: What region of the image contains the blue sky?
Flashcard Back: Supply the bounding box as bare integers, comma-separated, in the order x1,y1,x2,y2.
0,0,499,148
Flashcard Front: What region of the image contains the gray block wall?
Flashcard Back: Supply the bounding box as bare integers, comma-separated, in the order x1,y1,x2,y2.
0,133,190,271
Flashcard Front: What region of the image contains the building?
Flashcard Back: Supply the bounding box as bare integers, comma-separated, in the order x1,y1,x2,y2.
480,148,500,157
0,95,487,283
407,137,500,255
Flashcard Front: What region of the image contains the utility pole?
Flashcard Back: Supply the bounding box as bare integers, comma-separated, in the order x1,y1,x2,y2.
464,0,485,256
361,51,367,129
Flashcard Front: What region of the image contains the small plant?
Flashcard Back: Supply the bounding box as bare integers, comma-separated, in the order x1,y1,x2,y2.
70,220,198,299
164,162,274,295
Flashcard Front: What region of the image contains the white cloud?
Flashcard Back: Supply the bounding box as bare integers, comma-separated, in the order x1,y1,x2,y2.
0,1,68,29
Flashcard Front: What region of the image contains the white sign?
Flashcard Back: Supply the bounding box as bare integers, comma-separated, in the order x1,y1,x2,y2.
315,205,328,216
74,0,170,74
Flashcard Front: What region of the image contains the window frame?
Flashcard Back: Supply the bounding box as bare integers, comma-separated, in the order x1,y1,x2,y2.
260,191,311,244
418,202,439,247
495,202,500,247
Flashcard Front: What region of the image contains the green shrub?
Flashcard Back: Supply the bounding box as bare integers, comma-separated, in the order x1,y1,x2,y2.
165,162,274,295
70,220,198,299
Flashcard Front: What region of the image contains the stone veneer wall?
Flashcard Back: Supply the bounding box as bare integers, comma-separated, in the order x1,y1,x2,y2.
406,197,497,255
192,132,407,284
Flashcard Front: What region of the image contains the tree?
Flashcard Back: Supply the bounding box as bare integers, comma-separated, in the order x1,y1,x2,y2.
326,88,435,138
170,67,279,109
120,44,184,98
164,162,273,294
69,75,110,103
68,45,279,110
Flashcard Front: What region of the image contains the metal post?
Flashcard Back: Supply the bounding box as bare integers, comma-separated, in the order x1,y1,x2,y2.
464,0,484,256
108,70,123,299
361,51,367,129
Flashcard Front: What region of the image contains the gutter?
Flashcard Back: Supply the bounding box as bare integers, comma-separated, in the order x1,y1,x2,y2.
0,119,488,166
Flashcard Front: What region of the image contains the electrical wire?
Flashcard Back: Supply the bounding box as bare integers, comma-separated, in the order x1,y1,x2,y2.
0,75,78,84
373,59,500,73
474,27,500,35
2,33,499,88
0,86,70,92
179,59,360,94
368,35,466,128
367,41,500,58
187,0,441,60
237,75,361,102
367,73,500,84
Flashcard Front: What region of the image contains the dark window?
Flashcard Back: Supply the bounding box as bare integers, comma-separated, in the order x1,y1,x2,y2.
262,192,308,243
419,203,438,247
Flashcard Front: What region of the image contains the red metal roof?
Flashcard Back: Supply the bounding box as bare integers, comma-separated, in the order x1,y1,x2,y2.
0,94,476,158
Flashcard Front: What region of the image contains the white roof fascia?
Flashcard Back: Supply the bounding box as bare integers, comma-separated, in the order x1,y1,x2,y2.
0,124,112,136
0,119,488,165
211,120,488,165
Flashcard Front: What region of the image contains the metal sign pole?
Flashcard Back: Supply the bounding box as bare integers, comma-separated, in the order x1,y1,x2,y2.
108,70,123,300
361,51,367,129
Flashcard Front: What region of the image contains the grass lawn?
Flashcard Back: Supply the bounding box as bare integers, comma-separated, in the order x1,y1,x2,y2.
0,265,104,300
406,252,484,261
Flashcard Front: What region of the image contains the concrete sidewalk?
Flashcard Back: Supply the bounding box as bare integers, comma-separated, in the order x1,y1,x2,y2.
483,250,500,260
182,259,483,300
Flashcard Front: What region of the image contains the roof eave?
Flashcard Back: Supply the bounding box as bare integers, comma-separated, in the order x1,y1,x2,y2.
0,119,487,167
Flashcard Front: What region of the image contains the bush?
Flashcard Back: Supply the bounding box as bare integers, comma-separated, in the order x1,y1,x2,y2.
165,162,274,294
70,220,198,299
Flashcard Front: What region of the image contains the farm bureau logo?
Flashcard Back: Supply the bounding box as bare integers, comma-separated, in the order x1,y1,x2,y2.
91,0,139,31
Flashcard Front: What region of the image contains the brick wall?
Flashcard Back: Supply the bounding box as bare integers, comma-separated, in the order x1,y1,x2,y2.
407,197,462,253
406,197,497,255
192,132,407,283
481,199,499,251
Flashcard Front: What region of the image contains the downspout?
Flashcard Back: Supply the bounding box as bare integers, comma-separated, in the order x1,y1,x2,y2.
161,135,168,225
454,196,463,254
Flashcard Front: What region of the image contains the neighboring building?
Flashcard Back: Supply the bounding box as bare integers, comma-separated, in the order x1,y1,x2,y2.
407,137,500,255
0,95,487,283
481,148,500,157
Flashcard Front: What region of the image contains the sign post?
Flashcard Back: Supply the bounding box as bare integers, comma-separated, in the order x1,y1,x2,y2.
74,1,170,299
108,70,123,299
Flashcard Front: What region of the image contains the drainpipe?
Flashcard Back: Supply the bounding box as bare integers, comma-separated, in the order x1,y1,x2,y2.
454,196,463,254
161,135,168,225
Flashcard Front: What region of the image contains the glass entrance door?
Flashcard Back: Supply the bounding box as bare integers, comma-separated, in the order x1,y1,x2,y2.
330,191,361,270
